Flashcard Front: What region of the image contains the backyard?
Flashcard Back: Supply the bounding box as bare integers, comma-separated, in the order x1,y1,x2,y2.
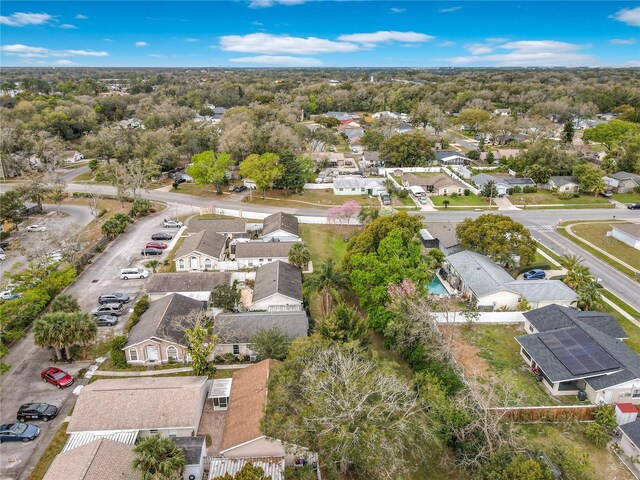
446,324,588,407
299,224,359,265
512,192,613,207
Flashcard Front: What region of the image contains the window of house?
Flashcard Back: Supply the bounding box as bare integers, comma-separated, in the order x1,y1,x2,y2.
339,188,344,192
178,259,185,269
129,348,138,361
204,259,212,269
443,189,448,194
149,429,159,435
167,345,178,361
248,261,253,267
633,389,640,398
259,259,264,263
233,345,240,355
268,258,272,262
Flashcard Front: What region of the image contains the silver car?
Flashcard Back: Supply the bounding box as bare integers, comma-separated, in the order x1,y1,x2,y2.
91,303,125,316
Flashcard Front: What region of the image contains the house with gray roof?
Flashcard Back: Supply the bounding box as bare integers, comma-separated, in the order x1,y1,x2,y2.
249,261,303,312
472,173,511,196
516,305,640,403
261,212,300,242
546,176,580,193
187,218,247,235
213,311,309,358
146,272,233,302
610,223,640,250
443,251,577,311
619,419,640,460
333,176,387,196
603,171,640,194
419,223,462,255
234,242,293,269
124,293,204,365
174,230,227,272
434,150,472,166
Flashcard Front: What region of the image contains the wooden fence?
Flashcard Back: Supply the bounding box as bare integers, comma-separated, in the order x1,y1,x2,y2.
490,405,600,422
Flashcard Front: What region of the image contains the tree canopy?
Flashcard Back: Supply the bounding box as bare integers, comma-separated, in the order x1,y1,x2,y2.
186,150,234,193
380,133,434,167
239,152,284,199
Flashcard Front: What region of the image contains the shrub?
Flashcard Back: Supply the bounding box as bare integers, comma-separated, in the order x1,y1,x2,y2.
125,295,150,333
464,189,470,196
451,192,459,198
593,405,617,430
129,198,152,217
523,186,537,193
396,189,409,199
584,422,610,447
511,186,522,194
557,192,574,201
110,336,128,369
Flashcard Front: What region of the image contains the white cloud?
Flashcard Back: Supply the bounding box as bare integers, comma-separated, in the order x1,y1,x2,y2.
337,31,434,44
60,24,78,29
220,33,358,54
439,6,461,13
449,40,595,67
437,40,456,47
623,60,640,67
55,59,79,66
75,14,88,20
465,43,495,54
148,54,167,58
390,7,405,13
229,55,322,66
135,41,149,47
249,0,309,8
0,12,53,27
185,38,198,42
611,7,640,27
610,38,637,45
1,44,109,58
252,21,264,26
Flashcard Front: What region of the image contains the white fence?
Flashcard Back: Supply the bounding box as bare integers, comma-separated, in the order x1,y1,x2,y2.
434,311,526,324
382,166,480,195
304,183,333,190
215,261,239,271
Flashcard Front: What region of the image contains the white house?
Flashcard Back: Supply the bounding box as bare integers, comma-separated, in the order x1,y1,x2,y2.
472,173,510,196
610,224,640,250
546,176,580,193
234,242,293,269
333,176,387,196
64,150,85,164
174,231,227,272
249,261,303,312
261,212,300,243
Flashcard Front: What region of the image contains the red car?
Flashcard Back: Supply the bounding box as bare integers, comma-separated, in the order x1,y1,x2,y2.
145,241,168,250
41,367,74,389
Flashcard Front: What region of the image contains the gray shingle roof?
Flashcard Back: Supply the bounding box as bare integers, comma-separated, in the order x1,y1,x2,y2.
613,223,640,239
431,175,466,190
609,171,640,182
126,294,204,347
253,261,303,303
262,212,299,237
620,420,640,448
215,311,308,343
446,251,514,297
175,231,227,260
435,150,468,160
423,223,460,249
173,436,205,465
472,173,509,188
523,304,627,339
503,280,577,303
235,242,293,260
550,176,579,187
187,218,247,234
503,177,536,186
146,272,232,293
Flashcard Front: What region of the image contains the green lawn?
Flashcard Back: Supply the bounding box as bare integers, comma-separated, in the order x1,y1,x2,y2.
458,325,588,406
244,188,380,207
72,170,95,182
29,422,68,480
570,222,640,271
513,192,612,206
613,192,640,204
431,194,491,207
299,224,359,264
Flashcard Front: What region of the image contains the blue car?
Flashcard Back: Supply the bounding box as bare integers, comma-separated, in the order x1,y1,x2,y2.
0,423,40,443
523,269,546,280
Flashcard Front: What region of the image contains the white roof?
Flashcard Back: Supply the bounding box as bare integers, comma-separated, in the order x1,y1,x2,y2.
209,378,233,398
63,430,139,452
333,176,385,189
409,185,426,195
209,458,284,480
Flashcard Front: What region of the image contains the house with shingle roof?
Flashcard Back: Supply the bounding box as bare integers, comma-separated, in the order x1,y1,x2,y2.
146,272,233,302
249,261,303,312
603,171,640,194
174,230,228,272
419,223,462,255
516,305,640,403
234,242,293,269
610,223,640,250
124,293,204,365
261,212,300,242
546,176,580,193
220,361,308,465
187,218,247,236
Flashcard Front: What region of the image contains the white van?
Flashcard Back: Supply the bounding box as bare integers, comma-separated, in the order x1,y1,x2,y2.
120,268,150,280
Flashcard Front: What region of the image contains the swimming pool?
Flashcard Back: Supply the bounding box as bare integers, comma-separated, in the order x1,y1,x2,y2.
427,276,450,296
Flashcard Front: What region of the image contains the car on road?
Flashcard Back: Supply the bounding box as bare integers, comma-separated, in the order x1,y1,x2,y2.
229,185,239,192
0,241,12,249
40,367,74,389
628,203,640,210
0,423,40,443
120,268,150,280
17,403,58,423
163,219,183,228
0,290,21,301
523,269,546,280
26,225,46,232
151,232,173,241
141,247,163,256
145,241,168,250
91,303,125,316
95,314,119,327
419,197,427,205
98,293,130,304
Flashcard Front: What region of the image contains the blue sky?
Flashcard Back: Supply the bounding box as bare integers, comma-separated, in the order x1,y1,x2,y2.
1,1,639,67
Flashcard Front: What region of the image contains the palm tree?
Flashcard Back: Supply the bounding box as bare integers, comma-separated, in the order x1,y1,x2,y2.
33,312,97,361
66,312,98,360
132,435,185,480
33,313,66,361
358,206,380,225
561,254,591,290
50,294,81,313
304,259,350,318
577,280,602,310
443,199,450,209
145,259,161,273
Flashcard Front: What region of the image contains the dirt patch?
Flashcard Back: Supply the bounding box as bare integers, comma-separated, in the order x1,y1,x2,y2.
439,325,493,380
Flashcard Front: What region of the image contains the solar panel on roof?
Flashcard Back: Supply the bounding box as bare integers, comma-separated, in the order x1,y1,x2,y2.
539,328,620,376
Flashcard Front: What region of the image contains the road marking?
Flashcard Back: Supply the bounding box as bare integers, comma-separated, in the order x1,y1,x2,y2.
527,225,554,231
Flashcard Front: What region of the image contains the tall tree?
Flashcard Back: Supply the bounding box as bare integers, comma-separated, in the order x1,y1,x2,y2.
184,320,215,376
318,303,369,344
273,152,314,194
186,150,234,194
132,435,185,480
0,190,25,231
33,311,96,361
239,152,283,200
563,120,575,143
411,101,447,135
49,294,81,313
249,328,289,360
288,242,310,270
380,133,434,167
457,109,491,132
210,284,240,312
583,120,640,150
304,259,349,318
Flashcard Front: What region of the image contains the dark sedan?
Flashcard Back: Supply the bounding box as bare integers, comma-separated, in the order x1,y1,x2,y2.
17,403,58,423
41,367,74,389
0,423,40,443
151,232,173,241
628,203,640,210
141,247,163,256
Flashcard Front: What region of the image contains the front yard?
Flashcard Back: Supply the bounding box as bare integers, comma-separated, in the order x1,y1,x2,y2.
512,192,613,207
569,222,640,271
431,194,493,208
244,188,380,207
613,192,640,204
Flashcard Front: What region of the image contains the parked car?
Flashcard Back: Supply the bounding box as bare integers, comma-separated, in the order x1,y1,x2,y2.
236,185,248,192
419,197,427,205
17,403,58,423
0,423,40,443
145,241,168,250
0,241,12,249
174,177,187,184
98,293,130,304
0,290,21,301
151,232,173,241
0,250,5,261
141,247,163,256
120,268,149,280
601,191,613,198
163,219,183,228
95,315,119,327
628,203,640,210
26,225,46,232
40,367,74,389
91,303,125,316
381,195,391,206
229,185,238,192
523,269,546,280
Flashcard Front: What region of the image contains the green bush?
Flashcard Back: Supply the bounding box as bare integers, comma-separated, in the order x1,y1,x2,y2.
593,405,617,429
451,192,459,198
124,295,149,333
523,186,537,193
396,189,409,199
464,189,470,196
557,191,575,201
584,423,610,447
129,198,152,217
0,363,10,376
110,336,129,369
